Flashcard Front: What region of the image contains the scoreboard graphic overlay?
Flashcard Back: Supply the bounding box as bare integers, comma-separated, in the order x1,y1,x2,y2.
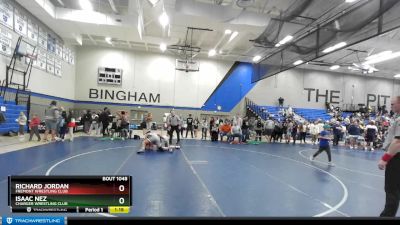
8,176,132,214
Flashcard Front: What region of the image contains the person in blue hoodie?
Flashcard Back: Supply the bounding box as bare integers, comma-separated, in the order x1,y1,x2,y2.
310,124,335,166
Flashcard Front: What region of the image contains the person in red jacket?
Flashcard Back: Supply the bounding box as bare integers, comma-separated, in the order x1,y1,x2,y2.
29,114,41,141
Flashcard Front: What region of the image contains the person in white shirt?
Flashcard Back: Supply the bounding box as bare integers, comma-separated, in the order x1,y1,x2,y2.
287,105,293,116
229,123,242,143
166,110,182,145
264,118,275,143
235,114,243,127
309,121,319,145
201,118,208,140
365,120,378,151
89,111,100,136
341,124,347,145
317,120,325,135
344,117,351,125
17,111,27,137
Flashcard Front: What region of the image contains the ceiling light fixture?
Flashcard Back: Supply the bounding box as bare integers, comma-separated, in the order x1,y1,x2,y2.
275,35,293,47
348,66,360,71
330,65,340,70
365,51,393,61
108,0,118,13
56,0,65,7
365,51,392,61
253,55,261,62
159,11,169,27
293,60,303,66
322,42,347,53
137,17,143,40
345,0,357,2
394,74,400,78
225,29,232,35
160,43,167,52
105,37,112,45
208,49,216,57
363,51,400,65
228,31,238,43
147,0,161,7
79,0,93,11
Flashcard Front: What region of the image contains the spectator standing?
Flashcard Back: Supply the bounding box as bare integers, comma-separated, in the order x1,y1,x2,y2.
201,118,208,140
278,97,284,107
66,110,76,142
186,114,194,138
29,114,41,141
43,101,60,142
17,111,27,137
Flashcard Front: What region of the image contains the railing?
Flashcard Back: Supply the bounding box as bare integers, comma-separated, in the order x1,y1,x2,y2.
341,104,376,112
0,81,31,118
16,87,30,106
245,98,271,121
0,79,5,98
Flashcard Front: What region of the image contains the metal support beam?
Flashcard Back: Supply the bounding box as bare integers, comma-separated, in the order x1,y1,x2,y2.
56,0,65,7
126,41,132,48
108,0,119,14
316,24,320,58
378,0,383,33
87,34,97,45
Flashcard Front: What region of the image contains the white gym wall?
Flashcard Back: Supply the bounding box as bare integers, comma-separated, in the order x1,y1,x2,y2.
247,68,400,109
0,40,76,100
74,46,234,108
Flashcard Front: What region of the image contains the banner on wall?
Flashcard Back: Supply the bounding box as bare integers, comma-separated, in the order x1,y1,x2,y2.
25,44,37,66
37,58,46,70
35,48,47,70
69,52,74,65
0,25,12,56
47,53,55,74
38,26,47,50
68,48,72,63
62,46,69,62
27,19,38,44
14,8,27,37
55,40,62,58
0,1,13,30
47,33,56,53
55,58,62,77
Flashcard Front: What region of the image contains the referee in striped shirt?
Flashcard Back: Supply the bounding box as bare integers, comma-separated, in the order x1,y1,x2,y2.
379,96,400,217
167,110,181,145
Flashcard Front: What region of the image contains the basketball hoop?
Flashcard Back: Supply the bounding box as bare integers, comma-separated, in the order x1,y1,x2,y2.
175,59,199,72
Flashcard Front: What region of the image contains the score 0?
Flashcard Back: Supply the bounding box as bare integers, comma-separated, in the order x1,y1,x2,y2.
118,184,126,205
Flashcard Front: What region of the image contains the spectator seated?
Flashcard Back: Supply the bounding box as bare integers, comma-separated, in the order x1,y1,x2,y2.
110,120,130,138
219,122,232,142
229,133,243,143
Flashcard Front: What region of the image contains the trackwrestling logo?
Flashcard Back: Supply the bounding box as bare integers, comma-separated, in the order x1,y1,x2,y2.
2,216,64,225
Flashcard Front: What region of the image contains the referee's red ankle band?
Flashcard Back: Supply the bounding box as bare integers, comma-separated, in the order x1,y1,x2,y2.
382,153,394,162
